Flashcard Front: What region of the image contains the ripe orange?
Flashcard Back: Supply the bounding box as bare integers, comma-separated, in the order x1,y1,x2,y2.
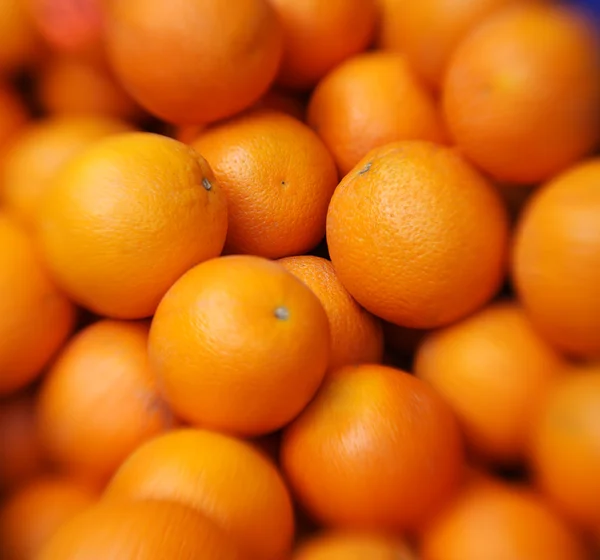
37,132,228,319
420,477,590,560
104,0,283,124
253,87,306,121
376,0,541,89
104,428,295,560
0,393,46,493
512,158,600,359
442,3,600,184
278,255,384,370
0,0,41,75
415,301,564,465
191,110,337,258
269,0,377,90
0,84,29,154
2,115,134,229
37,499,245,560
36,54,142,121
326,140,510,329
281,363,465,532
307,52,447,176
529,363,600,535
149,255,330,436
293,531,416,560
37,320,173,486
0,214,75,396
0,475,98,560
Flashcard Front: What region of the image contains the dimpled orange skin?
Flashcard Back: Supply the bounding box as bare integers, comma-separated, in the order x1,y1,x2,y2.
442,3,600,185
191,110,338,259
0,214,76,396
420,479,590,560
529,365,600,535
2,115,134,229
148,255,330,436
513,158,600,359
104,428,295,560
37,499,246,560
415,301,565,466
104,0,283,124
281,364,465,533
326,141,510,329
269,0,377,90
293,531,416,560
37,132,228,320
278,255,384,370
307,52,447,176
37,320,173,487
0,475,98,560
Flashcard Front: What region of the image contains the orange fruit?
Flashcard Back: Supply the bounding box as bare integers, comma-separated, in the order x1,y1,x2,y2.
376,0,542,89
0,393,46,493
37,320,173,487
37,499,245,560
253,88,306,121
0,475,98,560
442,3,600,184
1,115,134,230
420,477,590,560
281,363,465,532
0,84,29,153
191,110,337,258
104,428,295,560
148,255,330,436
0,214,75,396
0,0,41,75
326,140,510,329
36,54,142,121
512,158,600,359
307,52,447,176
104,0,283,124
293,530,416,560
529,363,600,535
37,132,228,319
415,301,564,465
278,255,384,370
269,0,377,90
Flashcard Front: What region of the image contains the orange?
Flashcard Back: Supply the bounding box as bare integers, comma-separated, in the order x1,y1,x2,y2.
0,84,29,154
0,393,46,494
37,320,173,487
36,54,142,121
0,475,98,560
37,499,245,560
191,110,337,258
307,52,447,176
269,0,377,90
420,477,590,560
37,132,228,319
104,0,283,124
376,0,542,89
293,531,416,560
529,363,600,535
104,428,295,560
383,323,429,359
442,3,600,184
2,115,134,229
0,214,75,396
253,88,306,121
415,301,564,466
281,363,465,532
512,158,600,359
278,255,384,369
0,0,41,75
326,140,510,329
148,255,330,436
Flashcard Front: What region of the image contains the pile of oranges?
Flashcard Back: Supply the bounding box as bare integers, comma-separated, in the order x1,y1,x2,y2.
1,0,600,558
